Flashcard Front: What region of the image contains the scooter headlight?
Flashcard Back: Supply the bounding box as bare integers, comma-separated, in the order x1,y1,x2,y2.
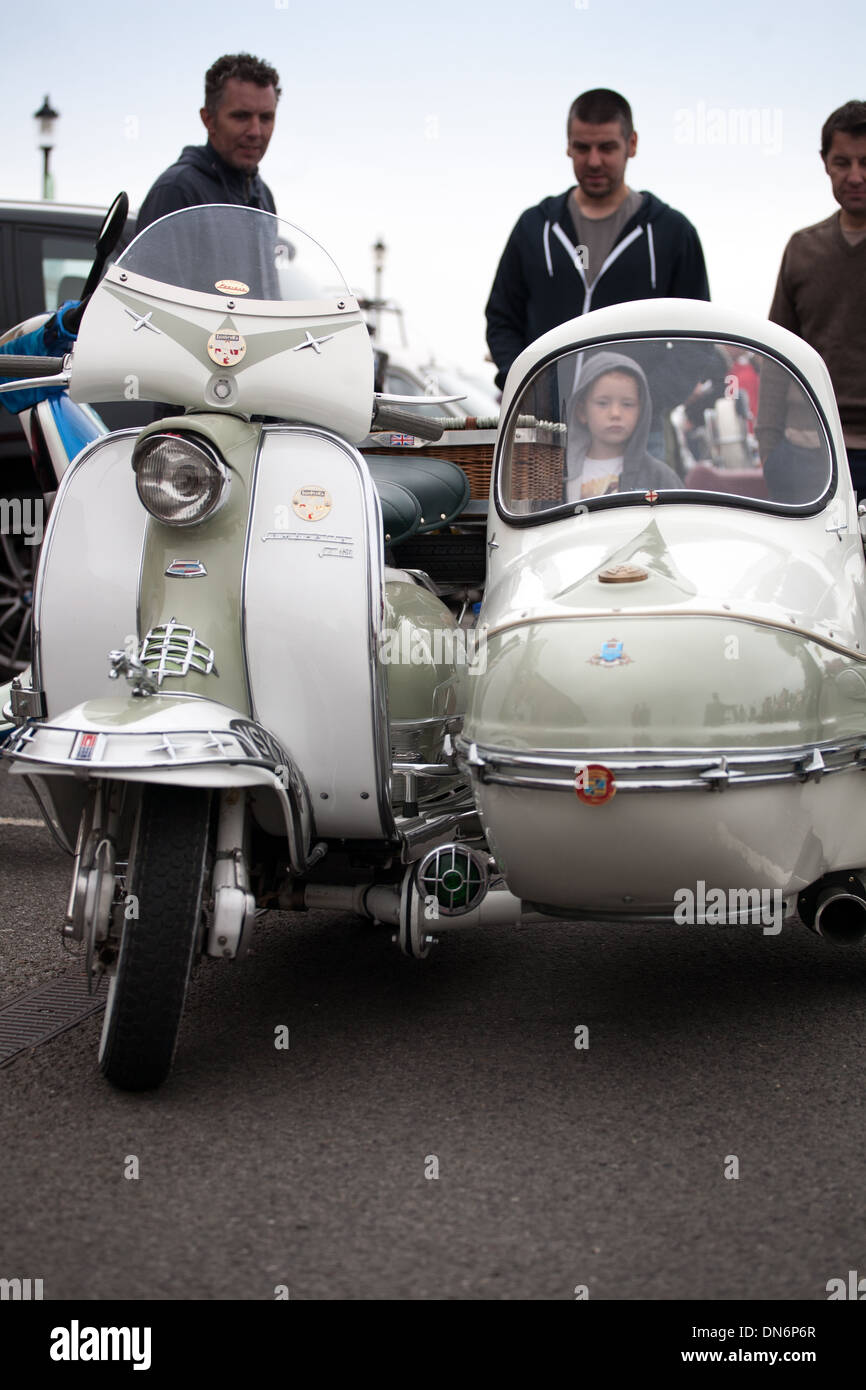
133,432,230,526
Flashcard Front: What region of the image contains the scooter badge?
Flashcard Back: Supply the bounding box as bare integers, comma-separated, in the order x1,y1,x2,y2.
214,279,250,295
575,763,616,805
292,486,333,522
165,560,207,578
207,330,247,367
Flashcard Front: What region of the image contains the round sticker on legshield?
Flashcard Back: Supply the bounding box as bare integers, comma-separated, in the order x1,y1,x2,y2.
575,763,616,805
215,279,250,295
207,330,247,367
292,486,332,522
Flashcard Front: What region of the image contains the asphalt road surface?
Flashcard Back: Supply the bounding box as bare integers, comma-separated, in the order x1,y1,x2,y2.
1,760,865,1302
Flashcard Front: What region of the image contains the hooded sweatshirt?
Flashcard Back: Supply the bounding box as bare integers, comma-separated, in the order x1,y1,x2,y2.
486,189,710,390
564,350,681,497
136,142,276,235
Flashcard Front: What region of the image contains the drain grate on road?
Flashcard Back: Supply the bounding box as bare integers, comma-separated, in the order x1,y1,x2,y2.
0,971,108,1068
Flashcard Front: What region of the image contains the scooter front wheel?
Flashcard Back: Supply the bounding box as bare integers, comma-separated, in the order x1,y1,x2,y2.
98,784,211,1091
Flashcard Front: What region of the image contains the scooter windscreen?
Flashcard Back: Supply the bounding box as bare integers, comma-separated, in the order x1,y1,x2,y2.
497,337,835,520
69,206,374,439
116,204,349,306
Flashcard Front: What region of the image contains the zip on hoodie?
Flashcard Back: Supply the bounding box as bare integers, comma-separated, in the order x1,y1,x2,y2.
545,219,653,312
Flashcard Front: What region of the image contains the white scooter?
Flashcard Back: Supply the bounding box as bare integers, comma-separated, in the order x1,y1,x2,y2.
0,203,481,1089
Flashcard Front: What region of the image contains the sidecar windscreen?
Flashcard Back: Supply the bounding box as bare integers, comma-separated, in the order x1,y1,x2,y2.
116,205,350,306
498,337,834,519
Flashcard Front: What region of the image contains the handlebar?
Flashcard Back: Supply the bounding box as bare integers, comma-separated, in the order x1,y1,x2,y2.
0,355,65,378
370,405,445,443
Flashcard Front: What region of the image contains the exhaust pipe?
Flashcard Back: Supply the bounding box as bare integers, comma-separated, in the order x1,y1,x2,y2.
800,872,866,946
813,884,866,946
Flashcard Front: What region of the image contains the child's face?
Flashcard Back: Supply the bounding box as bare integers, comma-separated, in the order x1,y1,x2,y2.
577,370,641,456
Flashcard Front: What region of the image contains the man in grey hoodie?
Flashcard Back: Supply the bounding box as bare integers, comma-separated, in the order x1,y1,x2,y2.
136,53,280,234
565,350,681,500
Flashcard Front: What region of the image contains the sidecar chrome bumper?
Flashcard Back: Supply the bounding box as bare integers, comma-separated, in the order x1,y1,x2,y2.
455,735,866,792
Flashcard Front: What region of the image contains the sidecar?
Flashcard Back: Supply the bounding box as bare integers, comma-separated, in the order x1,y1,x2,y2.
456,298,866,941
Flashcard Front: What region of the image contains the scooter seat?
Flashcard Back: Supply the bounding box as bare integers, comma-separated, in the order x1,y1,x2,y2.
366,455,471,532
374,477,423,545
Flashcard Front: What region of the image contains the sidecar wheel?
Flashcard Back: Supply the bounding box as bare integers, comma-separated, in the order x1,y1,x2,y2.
98,785,211,1091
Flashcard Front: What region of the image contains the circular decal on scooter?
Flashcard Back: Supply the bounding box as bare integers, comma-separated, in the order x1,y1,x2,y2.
207,330,247,367
214,279,250,295
574,763,616,806
292,485,332,522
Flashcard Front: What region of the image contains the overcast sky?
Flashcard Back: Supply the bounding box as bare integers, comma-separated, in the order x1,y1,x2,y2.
4,0,863,378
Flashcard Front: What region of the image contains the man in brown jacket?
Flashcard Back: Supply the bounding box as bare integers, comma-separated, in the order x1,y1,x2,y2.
758,100,866,497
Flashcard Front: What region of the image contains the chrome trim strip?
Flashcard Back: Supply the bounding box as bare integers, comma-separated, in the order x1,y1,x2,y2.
455,735,866,793
392,762,459,777
239,424,263,721
484,609,866,663
391,714,464,731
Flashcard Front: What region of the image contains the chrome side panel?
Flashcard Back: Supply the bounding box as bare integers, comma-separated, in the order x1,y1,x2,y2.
244,427,393,838
34,430,146,719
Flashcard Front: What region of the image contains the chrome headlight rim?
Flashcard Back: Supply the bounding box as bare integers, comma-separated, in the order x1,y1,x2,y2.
132,430,231,528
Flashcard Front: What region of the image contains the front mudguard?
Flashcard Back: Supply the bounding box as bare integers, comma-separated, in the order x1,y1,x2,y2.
1,694,315,871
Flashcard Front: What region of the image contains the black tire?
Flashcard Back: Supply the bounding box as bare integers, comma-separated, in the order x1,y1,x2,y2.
0,529,36,679
99,784,211,1091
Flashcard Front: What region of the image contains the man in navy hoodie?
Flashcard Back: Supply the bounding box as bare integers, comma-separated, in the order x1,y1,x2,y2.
136,53,280,234
486,89,710,392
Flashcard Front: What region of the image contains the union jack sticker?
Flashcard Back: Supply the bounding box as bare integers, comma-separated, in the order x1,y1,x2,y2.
389,434,415,447
71,731,103,763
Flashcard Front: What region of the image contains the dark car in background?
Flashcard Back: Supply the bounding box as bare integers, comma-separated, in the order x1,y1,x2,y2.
0,199,149,676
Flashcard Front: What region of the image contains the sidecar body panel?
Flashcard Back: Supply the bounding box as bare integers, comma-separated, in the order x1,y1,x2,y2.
462,299,866,916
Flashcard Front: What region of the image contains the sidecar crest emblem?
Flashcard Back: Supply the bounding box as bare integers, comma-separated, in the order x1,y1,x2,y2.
588,637,633,667
575,763,617,806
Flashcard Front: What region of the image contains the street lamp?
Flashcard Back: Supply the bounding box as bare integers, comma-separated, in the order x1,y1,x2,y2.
33,95,60,200
371,237,386,338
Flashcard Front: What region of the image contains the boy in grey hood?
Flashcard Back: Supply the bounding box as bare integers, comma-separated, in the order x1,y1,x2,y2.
565,350,681,500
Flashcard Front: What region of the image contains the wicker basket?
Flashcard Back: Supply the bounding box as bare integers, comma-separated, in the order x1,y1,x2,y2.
362,441,494,499
510,442,566,502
